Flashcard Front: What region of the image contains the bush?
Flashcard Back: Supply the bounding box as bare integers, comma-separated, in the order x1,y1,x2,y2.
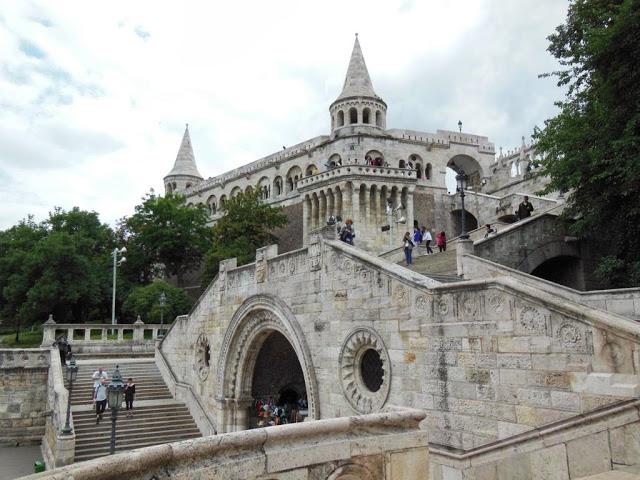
121,281,192,324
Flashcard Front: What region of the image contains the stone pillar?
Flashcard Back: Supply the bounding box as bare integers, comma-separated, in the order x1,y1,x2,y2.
310,194,318,230
101,328,107,341
302,195,310,245
66,328,73,340
362,184,370,229
234,398,253,431
42,315,56,346
456,239,475,277
117,328,124,342
406,190,415,232
351,184,361,227
133,316,144,342
84,329,91,341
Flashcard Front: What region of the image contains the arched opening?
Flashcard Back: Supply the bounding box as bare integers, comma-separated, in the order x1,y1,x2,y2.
365,150,384,167
273,176,283,197
250,331,308,428
166,183,173,194
362,107,371,124
425,163,432,180
305,164,319,177
531,255,584,290
349,107,358,125
446,154,484,193
450,209,478,237
328,153,342,168
375,110,382,127
185,183,192,189
415,163,422,179
219,195,227,209
337,110,345,127
497,214,518,224
257,177,270,200
206,195,217,215
398,159,406,169
230,186,242,198
286,166,302,193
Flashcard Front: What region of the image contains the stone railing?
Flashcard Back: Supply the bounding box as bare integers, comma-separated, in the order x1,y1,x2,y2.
41,347,74,468
41,316,167,355
297,164,417,191
20,408,428,480
429,398,640,479
461,253,640,320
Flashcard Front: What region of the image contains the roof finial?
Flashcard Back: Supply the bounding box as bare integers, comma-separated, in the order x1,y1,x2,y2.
355,32,358,37
186,123,189,129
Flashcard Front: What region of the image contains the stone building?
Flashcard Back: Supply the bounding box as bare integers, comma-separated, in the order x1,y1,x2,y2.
164,36,555,256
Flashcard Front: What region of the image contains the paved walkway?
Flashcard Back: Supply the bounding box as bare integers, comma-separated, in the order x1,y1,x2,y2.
0,445,43,480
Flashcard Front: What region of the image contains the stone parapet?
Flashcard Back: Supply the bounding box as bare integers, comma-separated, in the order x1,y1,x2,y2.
297,164,417,192
20,408,429,480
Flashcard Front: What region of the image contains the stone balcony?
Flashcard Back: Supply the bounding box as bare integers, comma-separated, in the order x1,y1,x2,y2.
297,164,417,192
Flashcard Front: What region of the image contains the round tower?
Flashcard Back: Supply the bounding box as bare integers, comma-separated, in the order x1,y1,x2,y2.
330,35,387,135
164,124,204,194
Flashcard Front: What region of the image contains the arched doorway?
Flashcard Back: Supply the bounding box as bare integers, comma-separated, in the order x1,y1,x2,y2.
530,255,584,290
216,295,319,433
450,209,478,237
445,154,484,193
250,331,307,428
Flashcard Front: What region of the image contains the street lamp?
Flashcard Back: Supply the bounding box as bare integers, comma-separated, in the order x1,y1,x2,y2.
159,292,166,337
455,169,470,240
458,120,463,133
61,358,78,435
111,247,127,331
107,365,125,455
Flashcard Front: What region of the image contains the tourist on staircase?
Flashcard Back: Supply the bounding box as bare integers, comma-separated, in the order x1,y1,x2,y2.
517,195,534,220
339,219,355,245
436,231,447,252
421,226,433,254
403,232,415,266
94,379,108,424
124,378,136,418
91,367,108,398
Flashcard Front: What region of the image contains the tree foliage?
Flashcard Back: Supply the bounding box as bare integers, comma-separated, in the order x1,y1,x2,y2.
203,189,288,282
121,280,192,324
0,208,115,338
533,0,640,286
120,192,212,287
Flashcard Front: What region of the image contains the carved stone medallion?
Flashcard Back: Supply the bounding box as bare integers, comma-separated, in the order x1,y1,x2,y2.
195,333,211,382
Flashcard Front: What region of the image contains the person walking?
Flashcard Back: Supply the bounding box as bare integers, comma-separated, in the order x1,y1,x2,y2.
436,231,447,252
124,378,136,418
94,379,108,424
422,226,433,254
339,219,355,245
91,367,108,399
403,232,415,266
484,224,497,238
413,226,422,248
517,195,534,220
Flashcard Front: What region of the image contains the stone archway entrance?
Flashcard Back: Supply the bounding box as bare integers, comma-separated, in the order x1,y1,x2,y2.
216,294,319,433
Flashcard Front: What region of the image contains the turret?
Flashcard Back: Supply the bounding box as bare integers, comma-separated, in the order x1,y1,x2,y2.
164,124,204,194
330,34,387,134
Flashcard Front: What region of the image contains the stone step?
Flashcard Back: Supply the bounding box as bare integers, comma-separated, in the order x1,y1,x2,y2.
74,416,196,434
575,472,640,479
73,353,154,359
74,432,201,462
73,404,190,421
76,425,201,446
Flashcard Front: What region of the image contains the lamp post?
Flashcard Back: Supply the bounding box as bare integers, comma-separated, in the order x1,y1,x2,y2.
159,292,166,337
111,247,127,332
456,169,470,240
458,120,463,133
61,358,78,435
107,365,124,455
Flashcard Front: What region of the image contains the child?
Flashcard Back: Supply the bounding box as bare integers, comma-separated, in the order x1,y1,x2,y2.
436,231,447,252
124,378,136,417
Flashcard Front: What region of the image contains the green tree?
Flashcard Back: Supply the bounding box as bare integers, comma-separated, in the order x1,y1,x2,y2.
120,192,212,287
203,188,288,282
0,208,115,341
533,0,640,287
121,280,192,324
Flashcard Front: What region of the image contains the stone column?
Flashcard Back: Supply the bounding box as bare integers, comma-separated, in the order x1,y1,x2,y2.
41,315,56,346
234,397,253,431
133,316,144,342
456,239,475,277
310,194,318,230
84,329,91,341
302,195,310,245
406,189,415,232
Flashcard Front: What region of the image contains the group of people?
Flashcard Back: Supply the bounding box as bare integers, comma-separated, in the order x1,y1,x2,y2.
402,227,447,265
329,215,356,245
253,396,308,427
91,367,136,424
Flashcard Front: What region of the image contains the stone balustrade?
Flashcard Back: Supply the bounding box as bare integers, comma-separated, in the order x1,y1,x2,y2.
297,164,416,191
41,316,167,355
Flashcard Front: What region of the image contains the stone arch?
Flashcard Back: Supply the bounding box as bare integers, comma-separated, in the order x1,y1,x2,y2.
349,107,358,124
448,154,484,189
305,164,319,177
450,209,478,237
375,110,383,127
516,240,581,278
245,185,253,194
398,159,406,169
425,163,432,180
219,195,227,208
257,176,270,200
286,165,302,193
365,150,384,167
327,463,379,480
530,255,584,290
230,186,242,198
337,110,345,127
206,195,217,215
216,294,320,432
328,153,342,168
166,183,173,194
362,107,371,124
273,176,283,197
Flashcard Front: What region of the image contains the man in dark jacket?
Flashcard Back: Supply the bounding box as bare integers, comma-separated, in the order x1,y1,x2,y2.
517,196,534,220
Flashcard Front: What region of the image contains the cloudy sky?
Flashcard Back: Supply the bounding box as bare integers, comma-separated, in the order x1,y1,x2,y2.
0,1,568,229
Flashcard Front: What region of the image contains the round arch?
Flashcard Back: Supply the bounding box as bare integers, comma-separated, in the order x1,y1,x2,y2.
216,294,320,432
447,154,484,191
516,240,581,276
450,209,478,237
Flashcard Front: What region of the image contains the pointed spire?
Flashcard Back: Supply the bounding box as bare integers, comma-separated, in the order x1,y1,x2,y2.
336,34,378,101
166,124,203,179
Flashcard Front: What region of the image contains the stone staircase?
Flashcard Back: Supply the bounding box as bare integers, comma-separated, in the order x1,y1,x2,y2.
401,245,462,282
71,359,201,463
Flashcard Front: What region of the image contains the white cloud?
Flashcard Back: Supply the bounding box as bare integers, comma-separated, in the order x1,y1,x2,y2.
0,0,567,229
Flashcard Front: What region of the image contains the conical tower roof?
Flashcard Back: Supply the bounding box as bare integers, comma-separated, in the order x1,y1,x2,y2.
335,35,379,101
165,125,203,179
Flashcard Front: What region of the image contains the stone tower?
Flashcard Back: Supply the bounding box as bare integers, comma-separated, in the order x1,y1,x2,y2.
329,34,387,135
164,124,204,194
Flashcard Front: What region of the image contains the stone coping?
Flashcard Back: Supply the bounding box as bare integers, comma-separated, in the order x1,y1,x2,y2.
430,399,640,461
18,408,427,480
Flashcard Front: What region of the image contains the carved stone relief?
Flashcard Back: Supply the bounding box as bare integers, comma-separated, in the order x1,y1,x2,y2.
195,333,211,382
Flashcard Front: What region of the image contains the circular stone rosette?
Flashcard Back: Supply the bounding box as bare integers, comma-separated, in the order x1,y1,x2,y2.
195,333,211,382
338,327,391,414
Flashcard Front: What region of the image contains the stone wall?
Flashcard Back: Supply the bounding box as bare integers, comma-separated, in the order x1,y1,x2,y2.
158,236,640,451
21,408,429,480
272,202,303,254
0,348,49,445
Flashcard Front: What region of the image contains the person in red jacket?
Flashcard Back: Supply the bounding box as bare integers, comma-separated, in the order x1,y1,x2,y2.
436,231,447,252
